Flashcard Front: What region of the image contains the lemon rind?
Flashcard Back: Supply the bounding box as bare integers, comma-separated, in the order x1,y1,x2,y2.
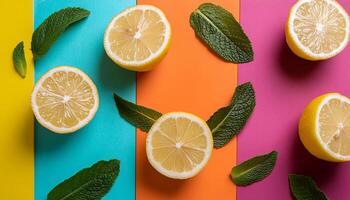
287,0,349,60
146,112,213,179
31,66,99,134
104,5,171,71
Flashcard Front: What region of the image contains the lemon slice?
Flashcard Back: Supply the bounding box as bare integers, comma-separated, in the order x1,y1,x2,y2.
31,66,99,134
299,93,350,162
146,112,213,179
286,0,349,60
104,5,171,71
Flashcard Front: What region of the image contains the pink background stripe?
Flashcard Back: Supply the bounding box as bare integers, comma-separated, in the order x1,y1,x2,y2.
239,0,350,199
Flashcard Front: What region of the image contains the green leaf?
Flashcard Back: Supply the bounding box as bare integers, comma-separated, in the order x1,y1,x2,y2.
31,7,90,60
114,94,162,132
207,82,255,148
47,160,120,200
190,3,253,63
289,174,329,200
13,41,27,78
231,151,277,186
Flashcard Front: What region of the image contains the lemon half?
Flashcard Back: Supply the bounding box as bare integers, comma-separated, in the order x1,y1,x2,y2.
146,112,213,179
299,93,350,162
286,0,349,60
31,66,99,134
104,5,171,71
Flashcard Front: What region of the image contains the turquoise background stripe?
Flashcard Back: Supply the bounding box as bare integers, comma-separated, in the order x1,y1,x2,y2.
34,0,136,199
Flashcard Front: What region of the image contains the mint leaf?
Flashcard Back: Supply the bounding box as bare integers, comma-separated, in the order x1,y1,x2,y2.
47,160,120,200
231,151,277,186
13,41,27,78
31,7,90,60
114,94,162,132
289,174,329,200
207,82,255,148
190,3,253,63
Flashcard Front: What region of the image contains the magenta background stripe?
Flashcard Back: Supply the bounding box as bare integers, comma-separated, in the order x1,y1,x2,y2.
239,1,350,199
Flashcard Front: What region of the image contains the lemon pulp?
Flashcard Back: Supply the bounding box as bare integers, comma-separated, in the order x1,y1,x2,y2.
318,95,350,157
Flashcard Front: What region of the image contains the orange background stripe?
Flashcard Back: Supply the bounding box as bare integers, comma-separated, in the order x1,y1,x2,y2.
136,0,239,199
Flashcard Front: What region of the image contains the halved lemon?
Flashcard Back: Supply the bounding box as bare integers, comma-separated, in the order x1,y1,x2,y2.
31,66,99,134
286,0,349,60
299,93,350,162
104,5,171,71
146,112,213,179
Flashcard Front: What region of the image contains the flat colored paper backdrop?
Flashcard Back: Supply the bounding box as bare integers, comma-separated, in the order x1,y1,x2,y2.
239,1,350,199
0,0,34,199
3,0,349,199
136,0,238,199
34,0,136,199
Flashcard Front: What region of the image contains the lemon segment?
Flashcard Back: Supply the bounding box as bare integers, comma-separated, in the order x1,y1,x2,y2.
146,112,213,179
299,93,350,162
286,0,349,60
31,66,99,134
104,5,171,71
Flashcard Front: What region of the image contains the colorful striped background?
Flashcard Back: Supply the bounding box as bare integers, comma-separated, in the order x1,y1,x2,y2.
1,0,349,199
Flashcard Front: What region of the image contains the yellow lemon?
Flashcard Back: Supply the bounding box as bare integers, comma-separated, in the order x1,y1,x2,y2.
31,66,99,134
104,5,171,71
286,0,349,60
299,93,350,162
146,112,213,179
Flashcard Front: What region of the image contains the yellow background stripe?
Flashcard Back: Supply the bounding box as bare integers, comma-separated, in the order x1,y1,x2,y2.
0,1,34,199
